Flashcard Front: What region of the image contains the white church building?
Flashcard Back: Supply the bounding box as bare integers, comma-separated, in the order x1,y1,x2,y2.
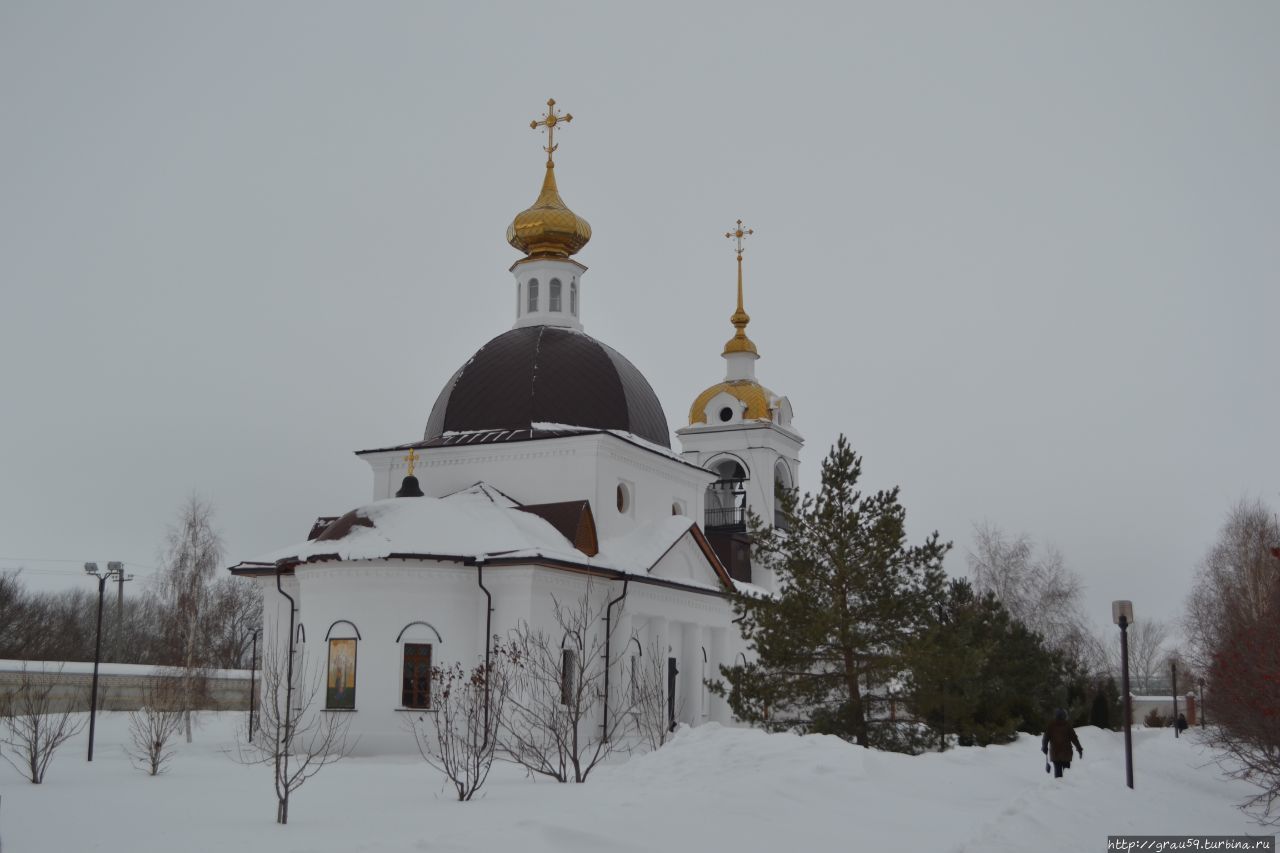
230,100,804,754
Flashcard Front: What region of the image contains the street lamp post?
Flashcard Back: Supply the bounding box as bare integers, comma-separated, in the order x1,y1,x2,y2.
84,561,129,761
1113,600,1135,790
248,628,260,741
1199,679,1205,729
1171,660,1179,739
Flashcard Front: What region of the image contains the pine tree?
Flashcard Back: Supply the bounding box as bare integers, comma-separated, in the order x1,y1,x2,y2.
713,436,949,747
905,578,1065,749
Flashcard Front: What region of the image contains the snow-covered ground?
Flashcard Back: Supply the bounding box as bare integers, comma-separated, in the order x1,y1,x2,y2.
0,713,1271,852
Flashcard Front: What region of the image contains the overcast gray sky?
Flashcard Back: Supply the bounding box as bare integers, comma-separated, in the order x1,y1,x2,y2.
2,1,1276,639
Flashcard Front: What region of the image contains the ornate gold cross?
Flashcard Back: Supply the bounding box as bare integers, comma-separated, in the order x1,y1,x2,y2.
725,219,754,259
404,447,419,477
724,219,755,343
530,98,573,166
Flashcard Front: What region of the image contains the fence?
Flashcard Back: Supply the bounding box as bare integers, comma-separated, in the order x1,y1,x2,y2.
0,660,252,712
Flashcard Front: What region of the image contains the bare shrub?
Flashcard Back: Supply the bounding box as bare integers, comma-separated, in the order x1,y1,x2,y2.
501,588,637,783
407,641,514,801
631,637,680,753
0,666,86,784
1143,708,1168,728
236,643,354,824
126,675,185,775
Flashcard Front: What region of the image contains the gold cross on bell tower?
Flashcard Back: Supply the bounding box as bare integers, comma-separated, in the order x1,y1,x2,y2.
726,219,754,259
723,220,757,354
530,98,573,167
404,447,419,477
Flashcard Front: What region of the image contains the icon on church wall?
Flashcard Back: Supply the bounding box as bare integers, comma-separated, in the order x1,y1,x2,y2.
326,638,357,710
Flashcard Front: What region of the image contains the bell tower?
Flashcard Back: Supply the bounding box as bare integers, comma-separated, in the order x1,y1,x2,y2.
676,222,803,591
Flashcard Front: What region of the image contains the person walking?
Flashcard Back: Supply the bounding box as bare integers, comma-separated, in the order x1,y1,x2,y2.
1041,708,1083,778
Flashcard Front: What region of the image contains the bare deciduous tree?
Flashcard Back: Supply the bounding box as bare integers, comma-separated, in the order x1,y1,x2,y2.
204,577,262,669
125,675,185,775
237,643,353,824
407,641,514,801
501,588,636,783
1119,619,1170,693
0,666,86,784
1184,498,1280,823
157,495,223,743
0,543,260,671
968,522,1105,672
1184,499,1280,674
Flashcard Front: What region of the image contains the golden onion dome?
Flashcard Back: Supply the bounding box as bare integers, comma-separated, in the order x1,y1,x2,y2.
689,380,776,425
506,163,592,259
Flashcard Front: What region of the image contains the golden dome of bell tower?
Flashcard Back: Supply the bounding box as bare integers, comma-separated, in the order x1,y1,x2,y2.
506,99,592,259
688,221,782,425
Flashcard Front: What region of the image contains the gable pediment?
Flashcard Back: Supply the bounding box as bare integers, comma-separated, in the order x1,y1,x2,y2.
648,527,729,589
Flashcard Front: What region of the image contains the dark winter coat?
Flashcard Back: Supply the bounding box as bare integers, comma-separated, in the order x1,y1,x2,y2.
1041,719,1083,765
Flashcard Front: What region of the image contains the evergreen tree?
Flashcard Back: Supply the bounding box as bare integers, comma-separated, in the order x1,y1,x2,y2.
905,578,1065,748
712,436,949,748
1089,687,1111,729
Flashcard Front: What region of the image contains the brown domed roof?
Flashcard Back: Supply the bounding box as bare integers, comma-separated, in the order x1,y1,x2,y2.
425,326,671,448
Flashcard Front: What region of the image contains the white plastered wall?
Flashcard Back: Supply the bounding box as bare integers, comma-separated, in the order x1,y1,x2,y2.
255,550,751,755
361,433,714,543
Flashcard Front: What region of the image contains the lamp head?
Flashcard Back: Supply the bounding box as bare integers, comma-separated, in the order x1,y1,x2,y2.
84,562,99,575
1112,600,1134,626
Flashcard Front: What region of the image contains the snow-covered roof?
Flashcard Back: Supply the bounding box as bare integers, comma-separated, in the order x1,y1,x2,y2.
231,483,733,592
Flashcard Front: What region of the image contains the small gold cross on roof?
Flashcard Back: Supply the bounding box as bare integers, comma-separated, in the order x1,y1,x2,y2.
530,98,573,166
725,219,754,258
404,448,419,477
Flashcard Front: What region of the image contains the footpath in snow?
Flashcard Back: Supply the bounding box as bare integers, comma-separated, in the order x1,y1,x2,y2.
0,713,1272,853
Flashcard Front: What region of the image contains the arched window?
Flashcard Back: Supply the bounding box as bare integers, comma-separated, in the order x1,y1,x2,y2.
627,637,642,704
396,622,442,709
528,278,539,313
773,460,795,531
549,279,562,312
402,643,432,709
561,648,578,706
516,283,521,317
324,620,360,710
704,458,748,531
570,279,578,316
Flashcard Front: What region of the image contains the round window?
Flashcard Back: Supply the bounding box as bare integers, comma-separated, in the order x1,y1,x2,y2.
616,483,630,514
718,407,734,422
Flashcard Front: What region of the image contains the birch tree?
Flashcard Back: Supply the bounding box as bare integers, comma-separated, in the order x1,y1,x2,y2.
157,496,223,742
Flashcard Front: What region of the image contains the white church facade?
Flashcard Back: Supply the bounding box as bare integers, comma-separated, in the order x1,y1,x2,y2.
229,100,803,755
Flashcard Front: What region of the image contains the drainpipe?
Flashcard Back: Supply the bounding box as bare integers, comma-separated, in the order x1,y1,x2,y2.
476,557,492,744
602,579,629,741
275,566,297,761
